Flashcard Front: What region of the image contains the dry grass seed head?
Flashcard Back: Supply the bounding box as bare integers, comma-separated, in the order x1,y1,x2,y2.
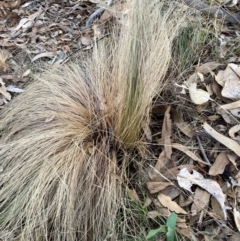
0,0,188,240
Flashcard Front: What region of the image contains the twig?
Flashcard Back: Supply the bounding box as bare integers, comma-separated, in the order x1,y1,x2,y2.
182,0,240,25
196,135,211,164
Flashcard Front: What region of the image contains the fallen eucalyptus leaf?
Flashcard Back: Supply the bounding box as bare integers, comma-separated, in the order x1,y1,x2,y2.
177,168,229,220
157,193,187,214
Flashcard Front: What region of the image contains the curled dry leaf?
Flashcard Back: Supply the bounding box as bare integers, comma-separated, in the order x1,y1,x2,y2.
227,153,238,170
220,100,240,118
185,73,210,105
0,77,11,101
209,152,230,176
32,52,57,62
177,168,229,220
189,82,210,105
157,193,187,214
6,85,24,93
229,125,240,141
203,122,240,157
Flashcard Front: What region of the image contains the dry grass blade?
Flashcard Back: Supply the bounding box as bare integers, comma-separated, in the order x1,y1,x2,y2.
0,1,188,240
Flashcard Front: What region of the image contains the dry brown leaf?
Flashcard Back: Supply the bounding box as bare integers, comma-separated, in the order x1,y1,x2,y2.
209,152,230,176
22,69,31,78
171,108,193,138
127,188,140,202
220,100,240,110
203,122,240,157
0,74,27,83
176,227,197,240
160,185,180,199
211,79,231,103
142,122,152,142
81,35,92,45
148,151,171,180
179,193,193,207
191,187,210,216
189,82,210,105
152,104,167,114
154,150,169,170
0,49,11,71
171,143,211,166
146,181,173,194
229,233,240,241
217,107,238,125
176,217,188,229
148,210,162,219
0,77,11,101
162,106,172,159
148,208,170,218
230,108,240,118
157,193,187,214
177,168,229,219
143,196,152,208
215,63,240,99
14,8,43,31
162,164,196,181
207,115,220,121
99,10,112,21
227,153,238,170
234,207,240,231
196,62,222,74
229,125,240,141
220,101,240,118
32,52,57,62
211,196,226,220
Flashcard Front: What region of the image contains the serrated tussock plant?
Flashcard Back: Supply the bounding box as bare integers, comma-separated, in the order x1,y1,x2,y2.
0,1,188,240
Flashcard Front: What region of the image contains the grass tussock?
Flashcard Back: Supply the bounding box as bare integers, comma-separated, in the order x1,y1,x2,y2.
0,1,188,240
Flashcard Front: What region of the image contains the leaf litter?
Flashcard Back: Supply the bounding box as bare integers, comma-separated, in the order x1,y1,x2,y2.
1,0,240,240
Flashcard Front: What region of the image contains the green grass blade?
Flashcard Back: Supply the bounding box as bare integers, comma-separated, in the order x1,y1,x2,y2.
166,212,178,241
146,225,167,239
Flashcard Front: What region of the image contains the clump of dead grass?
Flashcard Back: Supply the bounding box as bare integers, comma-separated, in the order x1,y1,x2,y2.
0,0,188,240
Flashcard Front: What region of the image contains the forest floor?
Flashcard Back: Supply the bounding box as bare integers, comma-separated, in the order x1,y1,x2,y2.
0,0,240,240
